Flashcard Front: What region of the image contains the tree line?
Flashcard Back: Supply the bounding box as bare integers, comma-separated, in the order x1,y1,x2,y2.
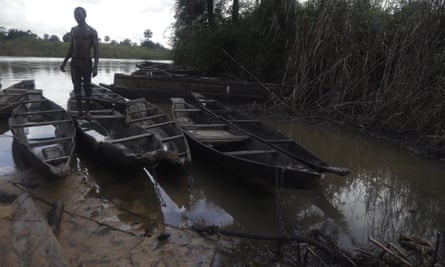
172,0,445,157
0,27,170,59
0,27,165,49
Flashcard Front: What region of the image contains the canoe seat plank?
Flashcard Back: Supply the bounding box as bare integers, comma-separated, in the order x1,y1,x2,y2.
68,99,89,103
71,109,113,115
4,89,39,93
108,132,153,144
11,119,72,128
127,107,157,114
0,93,25,96
230,119,260,123
224,150,277,156
187,129,249,144
182,124,227,129
174,108,202,112
143,121,176,129
161,134,183,142
128,114,166,123
14,109,66,116
22,99,47,104
44,156,70,163
28,136,73,147
198,136,250,144
91,114,125,119
209,109,232,112
266,139,294,143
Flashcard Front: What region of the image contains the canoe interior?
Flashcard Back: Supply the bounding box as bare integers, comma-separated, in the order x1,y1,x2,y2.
68,97,163,155
126,98,191,163
9,91,75,176
193,93,324,165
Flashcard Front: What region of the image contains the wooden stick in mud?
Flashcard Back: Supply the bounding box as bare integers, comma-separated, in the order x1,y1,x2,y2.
369,237,413,267
389,242,411,263
48,200,64,237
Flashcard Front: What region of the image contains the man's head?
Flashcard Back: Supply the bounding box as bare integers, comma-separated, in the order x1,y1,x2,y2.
74,7,87,24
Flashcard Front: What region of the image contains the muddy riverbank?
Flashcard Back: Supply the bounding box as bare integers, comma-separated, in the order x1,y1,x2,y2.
0,172,222,266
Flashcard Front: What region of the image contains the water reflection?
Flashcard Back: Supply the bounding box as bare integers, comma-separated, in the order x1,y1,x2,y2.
266,119,445,251
0,120,15,173
78,158,164,231
151,166,234,228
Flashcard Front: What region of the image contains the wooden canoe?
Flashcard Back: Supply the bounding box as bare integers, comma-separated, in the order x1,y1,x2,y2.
110,73,288,102
9,90,76,177
68,96,183,171
125,98,191,166
171,97,321,189
80,86,191,170
0,80,36,119
192,93,349,176
135,61,202,75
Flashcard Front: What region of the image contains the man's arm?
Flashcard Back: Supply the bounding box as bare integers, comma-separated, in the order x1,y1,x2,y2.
92,29,99,77
60,31,73,72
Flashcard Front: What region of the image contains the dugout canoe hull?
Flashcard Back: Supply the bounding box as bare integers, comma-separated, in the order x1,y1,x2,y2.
9,91,76,177
171,97,320,189
192,93,349,176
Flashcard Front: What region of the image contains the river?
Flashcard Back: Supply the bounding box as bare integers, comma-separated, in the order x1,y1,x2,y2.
1,56,444,263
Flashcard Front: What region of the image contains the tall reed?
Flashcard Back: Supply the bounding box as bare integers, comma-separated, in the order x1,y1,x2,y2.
285,0,444,151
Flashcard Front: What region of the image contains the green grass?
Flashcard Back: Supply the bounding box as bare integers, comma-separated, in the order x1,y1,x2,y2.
0,37,171,59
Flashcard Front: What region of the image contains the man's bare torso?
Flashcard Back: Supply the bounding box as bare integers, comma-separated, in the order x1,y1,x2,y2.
71,25,97,59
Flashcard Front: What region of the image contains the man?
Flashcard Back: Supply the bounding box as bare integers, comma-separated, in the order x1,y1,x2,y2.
60,7,98,119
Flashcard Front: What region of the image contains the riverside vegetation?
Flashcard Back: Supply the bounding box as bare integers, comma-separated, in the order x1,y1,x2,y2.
172,0,445,159
0,31,171,60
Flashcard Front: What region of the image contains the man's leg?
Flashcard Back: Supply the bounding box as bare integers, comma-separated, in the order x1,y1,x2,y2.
82,59,93,120
71,60,83,117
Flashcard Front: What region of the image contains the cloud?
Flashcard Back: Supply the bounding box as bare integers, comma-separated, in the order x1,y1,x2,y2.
0,0,174,47
69,0,102,6
0,0,26,29
140,1,172,14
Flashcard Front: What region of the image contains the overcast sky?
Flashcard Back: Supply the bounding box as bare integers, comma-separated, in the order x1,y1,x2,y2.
0,0,176,48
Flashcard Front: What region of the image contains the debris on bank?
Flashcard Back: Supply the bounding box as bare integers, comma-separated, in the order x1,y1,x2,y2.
193,224,443,266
